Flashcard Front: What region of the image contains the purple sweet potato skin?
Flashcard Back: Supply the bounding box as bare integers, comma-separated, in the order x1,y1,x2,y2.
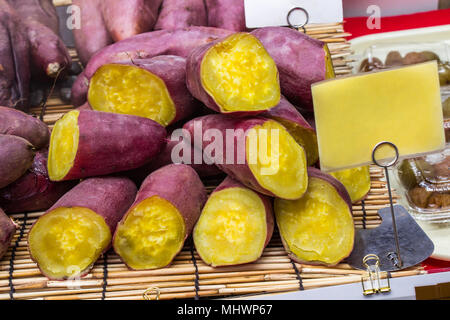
71,27,233,106
0,106,49,149
92,56,197,126
154,0,207,30
183,115,276,197
252,27,329,110
72,0,113,66
0,150,77,214
0,208,17,259
101,0,162,42
60,110,167,181
7,0,59,34
205,0,246,32
0,134,35,189
0,0,31,110
263,97,313,132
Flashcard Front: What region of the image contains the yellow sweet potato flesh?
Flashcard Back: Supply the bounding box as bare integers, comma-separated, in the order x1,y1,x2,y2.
48,110,80,181
324,45,335,79
28,207,111,279
194,188,267,266
247,120,308,200
201,33,280,112
113,196,185,270
88,64,176,126
275,177,354,265
330,166,371,203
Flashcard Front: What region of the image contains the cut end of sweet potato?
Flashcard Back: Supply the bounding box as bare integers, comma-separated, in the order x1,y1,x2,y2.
330,166,371,203
48,110,80,181
201,33,280,113
28,207,111,280
113,196,186,270
194,187,267,266
88,64,176,126
324,45,335,79
275,176,354,266
247,120,308,200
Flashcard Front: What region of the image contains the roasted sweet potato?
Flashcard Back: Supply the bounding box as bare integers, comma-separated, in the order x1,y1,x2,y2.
205,0,246,32
0,150,77,213
101,0,162,42
330,166,371,203
186,32,280,115
183,114,308,200
7,0,59,33
72,0,113,66
275,167,354,266
252,27,335,111
47,110,166,181
262,97,318,165
114,164,207,270
71,27,233,107
194,176,273,267
0,106,49,149
88,56,197,126
0,134,35,189
154,0,207,30
0,208,17,259
28,176,137,280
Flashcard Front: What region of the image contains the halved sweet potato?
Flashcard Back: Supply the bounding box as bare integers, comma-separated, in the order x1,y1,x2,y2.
88,56,197,127
262,97,318,165
113,164,207,270
330,166,371,203
186,32,280,115
47,110,166,181
0,207,17,259
183,115,308,200
194,176,273,267
275,167,354,266
28,176,137,280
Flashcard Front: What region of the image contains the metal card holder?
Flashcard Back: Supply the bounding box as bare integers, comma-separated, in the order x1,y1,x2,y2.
361,254,391,296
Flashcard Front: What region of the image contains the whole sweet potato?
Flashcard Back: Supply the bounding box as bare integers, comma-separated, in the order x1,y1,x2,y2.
71,27,233,106
114,164,207,270
183,114,308,200
88,56,197,127
205,0,246,32
0,106,49,149
154,0,207,30
0,208,17,259
7,0,59,33
28,176,137,280
194,176,273,267
72,0,113,66
186,32,280,115
252,27,335,111
47,110,166,181
0,150,77,214
101,0,162,42
0,134,35,189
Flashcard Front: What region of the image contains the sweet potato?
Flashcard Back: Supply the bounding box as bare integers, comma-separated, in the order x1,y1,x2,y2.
47,110,166,181
330,166,371,203
7,0,59,33
194,176,273,267
0,106,49,149
0,150,77,214
28,176,137,280
0,208,17,259
252,27,335,111
88,56,197,127
71,26,233,107
113,164,207,270
205,0,246,32
275,167,354,266
262,97,318,165
72,0,113,66
0,0,30,110
154,0,207,30
0,134,35,189
183,114,308,200
186,32,280,115
101,0,162,42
